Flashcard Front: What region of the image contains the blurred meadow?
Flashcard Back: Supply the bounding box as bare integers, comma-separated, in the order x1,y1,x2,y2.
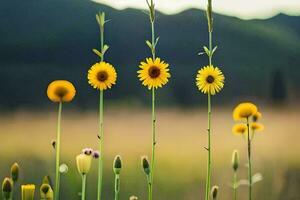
1,0,300,199
1,106,300,199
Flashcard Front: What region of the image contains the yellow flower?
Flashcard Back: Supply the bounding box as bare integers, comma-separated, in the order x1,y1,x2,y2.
88,62,117,90
21,184,35,200
253,111,262,122
196,65,225,95
251,122,264,132
47,80,76,103
137,58,170,90
233,102,258,121
232,124,247,135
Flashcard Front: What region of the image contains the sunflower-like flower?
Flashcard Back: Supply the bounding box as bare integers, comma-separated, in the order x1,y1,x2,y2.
232,124,247,135
253,111,262,122
47,80,76,103
196,65,225,95
88,62,117,90
137,58,170,90
250,122,264,132
233,102,258,121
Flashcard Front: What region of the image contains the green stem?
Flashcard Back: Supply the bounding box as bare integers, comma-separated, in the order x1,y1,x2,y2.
97,91,104,200
114,175,120,200
246,117,252,200
209,31,212,66
146,175,151,200
97,14,105,200
81,174,87,200
100,23,104,62
149,88,156,200
54,102,62,200
205,93,212,200
233,172,237,200
151,21,156,60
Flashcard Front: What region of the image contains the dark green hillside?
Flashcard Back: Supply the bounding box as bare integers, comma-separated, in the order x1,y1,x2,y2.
0,0,299,109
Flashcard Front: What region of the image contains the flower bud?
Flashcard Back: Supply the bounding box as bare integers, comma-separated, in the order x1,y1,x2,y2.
76,154,92,175
82,148,93,156
11,162,20,182
42,176,53,188
141,156,150,175
211,185,219,199
129,196,138,200
21,184,35,200
232,150,239,171
40,183,53,200
92,151,100,159
113,155,122,175
2,177,13,199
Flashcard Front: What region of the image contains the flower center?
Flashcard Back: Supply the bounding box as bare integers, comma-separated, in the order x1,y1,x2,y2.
97,71,108,82
54,87,68,98
148,66,161,78
206,75,215,83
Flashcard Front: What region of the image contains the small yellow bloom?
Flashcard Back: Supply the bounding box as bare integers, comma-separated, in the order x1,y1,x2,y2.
253,111,262,122
233,102,258,121
137,58,171,90
76,154,92,174
47,80,76,103
196,65,225,95
251,122,264,132
88,62,117,90
22,184,35,200
232,124,247,135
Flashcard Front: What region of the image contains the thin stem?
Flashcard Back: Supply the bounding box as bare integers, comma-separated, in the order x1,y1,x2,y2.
100,24,104,62
233,172,237,200
209,31,212,66
114,174,120,200
97,91,104,200
149,88,156,200
205,93,212,200
151,21,156,60
54,102,62,200
246,117,252,200
81,174,87,200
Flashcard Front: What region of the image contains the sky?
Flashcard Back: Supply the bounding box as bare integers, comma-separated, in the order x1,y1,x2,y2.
93,0,300,19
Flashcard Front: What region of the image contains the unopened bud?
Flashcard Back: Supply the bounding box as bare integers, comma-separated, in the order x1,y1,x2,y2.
76,154,92,175
113,155,122,175
2,177,13,199
40,183,53,200
11,162,20,182
141,156,150,175
21,184,35,200
130,196,138,200
42,176,53,188
82,148,93,156
92,151,100,159
211,185,219,199
232,150,239,171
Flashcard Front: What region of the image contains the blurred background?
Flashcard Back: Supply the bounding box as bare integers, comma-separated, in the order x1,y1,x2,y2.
0,0,299,199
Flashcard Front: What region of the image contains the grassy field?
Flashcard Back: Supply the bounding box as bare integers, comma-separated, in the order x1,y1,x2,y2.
0,106,299,199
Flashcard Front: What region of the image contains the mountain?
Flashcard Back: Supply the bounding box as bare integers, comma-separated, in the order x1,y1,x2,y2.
0,0,299,109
